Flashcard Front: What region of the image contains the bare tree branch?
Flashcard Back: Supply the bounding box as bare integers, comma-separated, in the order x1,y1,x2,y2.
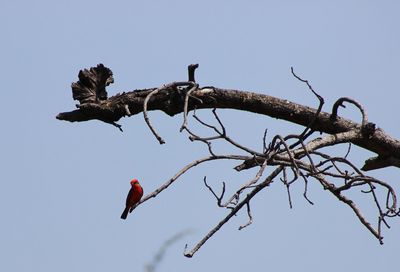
57,64,400,258
184,166,284,258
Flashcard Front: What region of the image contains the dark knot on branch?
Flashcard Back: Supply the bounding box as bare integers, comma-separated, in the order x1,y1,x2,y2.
72,63,113,104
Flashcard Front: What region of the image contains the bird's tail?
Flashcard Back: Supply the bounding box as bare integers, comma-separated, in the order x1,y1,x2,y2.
121,207,129,220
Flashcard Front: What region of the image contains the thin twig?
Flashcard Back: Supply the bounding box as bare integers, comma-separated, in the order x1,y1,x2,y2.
143,87,166,144
221,159,269,207
203,177,226,207
300,172,314,205
280,167,293,208
286,186,293,209
263,128,268,153
290,67,324,148
136,155,251,207
143,81,194,144
316,175,383,243
180,83,198,131
238,202,253,230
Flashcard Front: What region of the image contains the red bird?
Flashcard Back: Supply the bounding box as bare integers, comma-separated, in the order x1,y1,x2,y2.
121,179,144,220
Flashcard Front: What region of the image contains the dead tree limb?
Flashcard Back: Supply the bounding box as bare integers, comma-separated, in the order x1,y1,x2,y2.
57,64,400,258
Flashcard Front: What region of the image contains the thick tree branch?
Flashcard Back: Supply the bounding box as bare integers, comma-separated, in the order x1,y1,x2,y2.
56,65,400,169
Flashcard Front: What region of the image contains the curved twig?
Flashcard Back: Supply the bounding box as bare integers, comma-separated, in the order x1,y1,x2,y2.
290,67,325,148
331,97,368,127
238,202,253,230
143,87,166,144
180,83,199,131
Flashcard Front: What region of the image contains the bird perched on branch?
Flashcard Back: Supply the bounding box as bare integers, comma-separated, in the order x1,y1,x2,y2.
121,179,144,220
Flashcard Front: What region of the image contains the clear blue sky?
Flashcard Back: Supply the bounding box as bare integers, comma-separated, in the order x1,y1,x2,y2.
1,1,399,271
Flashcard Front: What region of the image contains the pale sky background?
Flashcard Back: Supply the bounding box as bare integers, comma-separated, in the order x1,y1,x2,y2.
1,1,400,271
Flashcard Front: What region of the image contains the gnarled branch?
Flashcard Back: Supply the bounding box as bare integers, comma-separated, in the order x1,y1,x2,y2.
57,64,400,170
